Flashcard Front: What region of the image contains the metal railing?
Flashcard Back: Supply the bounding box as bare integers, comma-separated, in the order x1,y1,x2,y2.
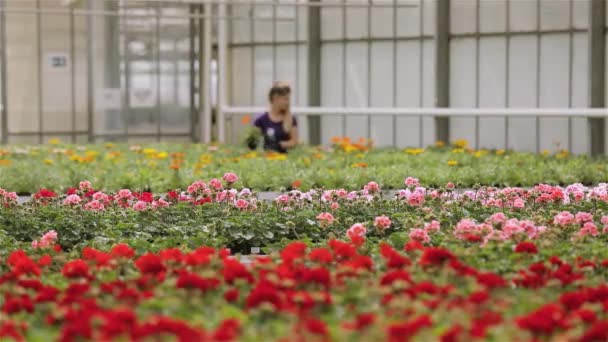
222,106,608,152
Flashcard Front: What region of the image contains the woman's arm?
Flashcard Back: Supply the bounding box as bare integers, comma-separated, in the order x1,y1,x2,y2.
280,128,299,149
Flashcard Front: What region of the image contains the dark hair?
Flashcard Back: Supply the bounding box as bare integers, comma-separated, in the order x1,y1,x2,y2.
268,82,291,102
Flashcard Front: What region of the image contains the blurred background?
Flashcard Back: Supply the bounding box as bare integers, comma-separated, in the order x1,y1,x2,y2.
0,0,606,154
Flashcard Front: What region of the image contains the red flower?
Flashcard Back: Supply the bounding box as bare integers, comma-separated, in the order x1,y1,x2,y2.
134,316,206,342
34,188,57,200
224,288,239,303
514,241,538,254
166,190,179,201
246,280,282,310
470,311,502,338
223,258,254,284
516,303,568,336
212,319,241,341
38,254,52,267
303,318,328,337
440,324,463,342
0,321,25,342
309,248,333,264
160,248,184,263
580,320,608,342
575,309,598,324
7,250,40,277
62,259,90,279
560,290,588,311
328,239,357,260
387,315,432,342
301,267,331,288
404,240,424,252
66,187,77,195
176,272,220,293
468,290,489,305
3,294,34,314
344,313,376,330
380,269,411,286
82,247,111,267
419,247,455,266
281,241,308,264
135,253,166,275
380,243,411,269
35,286,60,303
53,244,62,253
137,192,154,203
475,272,506,289
110,243,135,259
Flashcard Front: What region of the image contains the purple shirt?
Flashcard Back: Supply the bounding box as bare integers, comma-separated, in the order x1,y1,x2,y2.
253,112,297,153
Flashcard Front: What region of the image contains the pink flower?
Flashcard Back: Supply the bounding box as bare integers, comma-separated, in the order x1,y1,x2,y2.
336,189,348,199
347,223,367,240
234,199,249,210
63,194,82,205
31,240,39,249
151,199,169,209
118,189,132,199
316,212,334,227
41,230,58,244
79,180,92,192
84,200,104,212
209,178,223,191
487,213,507,225
602,216,608,225
330,202,340,210
222,172,238,184
187,180,207,194
424,220,440,233
93,192,110,203
364,181,380,194
554,211,575,226
239,188,252,197
513,198,525,209
408,229,430,244
132,201,148,211
575,212,594,224
404,177,420,187
578,222,599,238
407,192,425,207
374,215,392,230
446,182,455,190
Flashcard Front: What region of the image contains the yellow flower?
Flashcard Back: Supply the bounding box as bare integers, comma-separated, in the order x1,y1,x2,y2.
69,155,79,162
85,150,99,158
48,138,61,145
404,148,425,155
556,150,569,159
43,159,54,165
451,148,465,154
243,152,258,159
156,152,169,159
105,151,122,160
474,150,488,158
447,160,458,166
104,142,115,149
143,148,157,156
496,149,506,155
435,141,446,148
541,150,550,157
199,154,213,164
266,153,287,161
452,139,469,149
355,153,365,159
302,157,311,166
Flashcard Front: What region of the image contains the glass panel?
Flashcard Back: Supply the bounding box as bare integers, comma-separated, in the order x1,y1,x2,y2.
345,42,368,107
370,6,393,38
320,6,343,40
540,0,570,31
370,42,394,106
509,0,538,31
450,0,477,34
230,47,253,106
479,0,506,33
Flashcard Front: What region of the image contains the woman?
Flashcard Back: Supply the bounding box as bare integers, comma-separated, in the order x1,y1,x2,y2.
253,81,298,153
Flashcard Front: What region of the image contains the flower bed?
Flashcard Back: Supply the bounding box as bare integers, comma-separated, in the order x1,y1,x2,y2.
1,174,608,340
2,235,608,341
0,141,603,193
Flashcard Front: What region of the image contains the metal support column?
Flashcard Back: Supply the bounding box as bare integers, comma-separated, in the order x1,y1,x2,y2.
104,0,121,138
217,2,227,143
434,0,450,144
589,0,606,156
0,0,7,144
200,3,212,143
86,0,94,143
307,0,321,145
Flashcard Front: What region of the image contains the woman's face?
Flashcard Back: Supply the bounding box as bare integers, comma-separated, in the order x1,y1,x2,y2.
271,94,291,115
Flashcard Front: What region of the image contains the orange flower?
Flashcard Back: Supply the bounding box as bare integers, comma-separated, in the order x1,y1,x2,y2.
0,159,10,166
292,180,302,188
351,162,368,168
240,115,251,125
